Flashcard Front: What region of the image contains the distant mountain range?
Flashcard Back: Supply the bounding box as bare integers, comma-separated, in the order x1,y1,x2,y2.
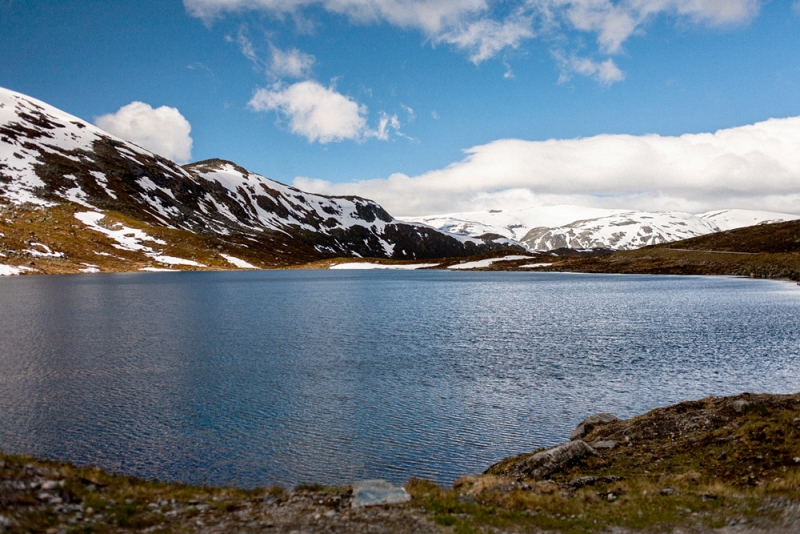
1,85,798,276
402,206,800,251
0,86,509,272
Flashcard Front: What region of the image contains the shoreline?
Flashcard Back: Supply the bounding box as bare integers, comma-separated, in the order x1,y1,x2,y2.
2,392,799,533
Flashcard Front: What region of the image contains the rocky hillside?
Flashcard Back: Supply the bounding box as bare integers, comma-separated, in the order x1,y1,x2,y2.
0,87,508,274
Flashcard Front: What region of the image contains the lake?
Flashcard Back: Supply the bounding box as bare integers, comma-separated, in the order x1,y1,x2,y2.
0,270,798,488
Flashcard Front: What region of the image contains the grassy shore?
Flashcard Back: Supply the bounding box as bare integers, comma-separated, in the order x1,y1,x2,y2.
2,393,799,533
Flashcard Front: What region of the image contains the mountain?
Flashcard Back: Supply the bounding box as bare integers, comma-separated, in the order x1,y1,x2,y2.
0,87,509,274
401,207,800,251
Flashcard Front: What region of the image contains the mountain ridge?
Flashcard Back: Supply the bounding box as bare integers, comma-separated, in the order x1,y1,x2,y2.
0,86,512,274
402,207,800,251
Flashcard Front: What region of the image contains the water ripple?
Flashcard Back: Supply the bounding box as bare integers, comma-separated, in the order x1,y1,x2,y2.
0,271,798,488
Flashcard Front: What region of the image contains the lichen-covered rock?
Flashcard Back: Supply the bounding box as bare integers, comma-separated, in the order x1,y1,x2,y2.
487,440,599,481
570,413,620,441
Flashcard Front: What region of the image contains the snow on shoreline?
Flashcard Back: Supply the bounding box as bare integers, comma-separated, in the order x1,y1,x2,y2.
448,255,532,270
330,262,439,270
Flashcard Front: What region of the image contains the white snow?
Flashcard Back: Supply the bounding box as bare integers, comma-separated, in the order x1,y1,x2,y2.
151,255,205,267
80,263,100,273
25,242,64,258
403,205,800,251
221,254,257,269
448,255,533,270
329,262,439,270
400,205,628,241
520,263,553,268
139,267,177,272
90,171,117,199
700,209,800,231
75,211,166,252
0,264,35,276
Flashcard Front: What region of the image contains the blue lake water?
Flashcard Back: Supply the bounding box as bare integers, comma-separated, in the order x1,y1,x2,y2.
0,270,799,488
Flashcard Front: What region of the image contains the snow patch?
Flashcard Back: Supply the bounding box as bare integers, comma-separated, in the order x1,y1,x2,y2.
25,242,64,258
448,255,533,270
330,262,439,270
139,267,178,272
221,254,257,269
0,264,35,276
151,255,205,267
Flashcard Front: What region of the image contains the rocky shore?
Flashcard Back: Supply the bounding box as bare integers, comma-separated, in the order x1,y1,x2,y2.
2,392,799,533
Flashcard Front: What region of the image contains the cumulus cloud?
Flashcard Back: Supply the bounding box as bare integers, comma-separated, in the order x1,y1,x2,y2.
249,80,368,143
269,45,315,78
293,116,800,216
95,102,193,163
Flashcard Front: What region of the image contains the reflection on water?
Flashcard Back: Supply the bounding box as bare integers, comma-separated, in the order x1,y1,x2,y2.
0,271,799,488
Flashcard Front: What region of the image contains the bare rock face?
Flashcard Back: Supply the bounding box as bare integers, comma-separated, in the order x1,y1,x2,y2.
489,441,599,481
570,413,620,441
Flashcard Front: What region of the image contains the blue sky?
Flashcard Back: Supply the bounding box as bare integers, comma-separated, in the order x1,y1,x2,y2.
2,0,800,216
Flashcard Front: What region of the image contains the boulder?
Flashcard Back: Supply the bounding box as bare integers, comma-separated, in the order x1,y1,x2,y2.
729,400,751,413
491,440,599,481
351,480,410,508
570,413,619,441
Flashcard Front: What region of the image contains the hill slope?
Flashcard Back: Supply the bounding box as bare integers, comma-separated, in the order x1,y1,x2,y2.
0,87,508,274
466,219,800,281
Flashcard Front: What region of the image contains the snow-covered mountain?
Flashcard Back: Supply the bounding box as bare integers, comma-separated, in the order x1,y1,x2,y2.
402,207,800,251
0,86,505,263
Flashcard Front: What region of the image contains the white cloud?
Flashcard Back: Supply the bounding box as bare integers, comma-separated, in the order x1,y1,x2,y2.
368,112,401,140
553,51,625,85
401,104,415,120
439,11,534,63
269,45,315,78
184,0,488,33
227,28,260,64
293,116,800,216
95,102,193,163
249,80,368,143
186,0,762,83
547,0,761,54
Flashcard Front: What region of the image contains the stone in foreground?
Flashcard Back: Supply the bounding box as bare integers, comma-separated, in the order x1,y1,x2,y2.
351,480,411,508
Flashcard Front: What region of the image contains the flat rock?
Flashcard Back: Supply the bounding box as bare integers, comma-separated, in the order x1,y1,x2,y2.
570,413,619,441
351,480,411,508
593,440,617,450
492,440,599,481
